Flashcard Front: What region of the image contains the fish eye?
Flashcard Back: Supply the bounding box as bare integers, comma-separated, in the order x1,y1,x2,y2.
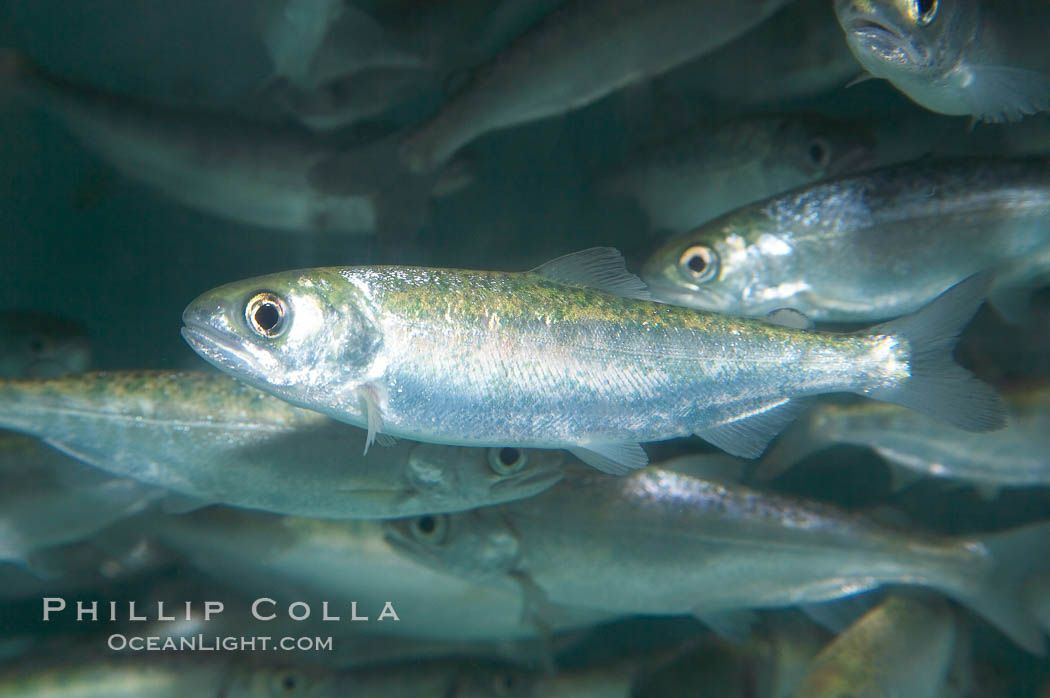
28,338,44,354
245,292,288,339
268,669,308,697
488,447,528,475
807,137,831,169
412,514,448,544
913,0,937,24
677,245,718,283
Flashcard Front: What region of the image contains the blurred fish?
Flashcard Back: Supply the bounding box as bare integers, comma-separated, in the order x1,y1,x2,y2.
182,247,1003,474
151,507,611,641
0,433,160,570
258,0,423,92
757,385,1050,493
642,157,1050,323
0,312,91,378
0,371,565,519
834,0,1050,122
398,0,796,173
271,67,432,132
0,51,433,237
789,595,956,697
0,651,638,698
386,465,1050,653
600,115,875,234
661,0,862,111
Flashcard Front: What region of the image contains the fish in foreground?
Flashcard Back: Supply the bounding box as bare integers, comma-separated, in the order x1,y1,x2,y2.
757,385,1050,492
600,115,875,234
183,247,1004,474
0,312,91,378
385,465,1050,653
397,0,795,173
835,0,1050,122
0,371,565,519
0,51,434,237
150,507,611,641
789,595,956,697
642,157,1050,324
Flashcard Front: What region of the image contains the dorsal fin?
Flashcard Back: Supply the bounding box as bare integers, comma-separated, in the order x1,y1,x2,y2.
531,247,652,300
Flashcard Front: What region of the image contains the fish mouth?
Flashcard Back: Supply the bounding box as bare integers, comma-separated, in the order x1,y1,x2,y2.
491,468,563,496
850,19,905,43
180,320,256,376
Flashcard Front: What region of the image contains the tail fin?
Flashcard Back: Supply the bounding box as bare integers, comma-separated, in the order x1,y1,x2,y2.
953,521,1050,654
866,275,1006,432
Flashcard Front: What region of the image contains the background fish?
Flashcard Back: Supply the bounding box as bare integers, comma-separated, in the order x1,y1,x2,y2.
0,312,92,378
642,157,1050,323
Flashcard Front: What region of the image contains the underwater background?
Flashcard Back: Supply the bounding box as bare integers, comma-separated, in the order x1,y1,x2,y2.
1,0,1049,696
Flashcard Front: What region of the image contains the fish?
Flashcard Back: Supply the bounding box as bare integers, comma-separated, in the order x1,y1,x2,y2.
0,652,638,698
149,507,612,641
182,247,1004,474
0,51,433,237
657,0,863,111
834,0,1050,122
757,385,1050,493
789,595,957,698
258,0,422,92
384,465,1050,653
397,0,796,173
0,433,160,570
600,115,876,234
0,371,565,519
0,312,91,378
641,157,1050,324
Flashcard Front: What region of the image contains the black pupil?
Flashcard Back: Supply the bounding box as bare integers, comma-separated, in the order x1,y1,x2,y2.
687,254,707,273
498,447,520,467
254,303,280,331
282,675,296,691
809,142,826,164
917,0,934,16
29,339,43,354
418,515,436,534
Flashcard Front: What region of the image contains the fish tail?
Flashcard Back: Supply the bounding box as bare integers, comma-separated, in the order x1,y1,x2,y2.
949,521,1050,654
866,274,1006,432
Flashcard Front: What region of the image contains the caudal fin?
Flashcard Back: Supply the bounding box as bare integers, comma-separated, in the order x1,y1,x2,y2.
866,275,1006,432
953,521,1050,654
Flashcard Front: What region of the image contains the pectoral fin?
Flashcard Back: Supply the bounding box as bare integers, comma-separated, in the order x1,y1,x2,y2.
963,65,1050,122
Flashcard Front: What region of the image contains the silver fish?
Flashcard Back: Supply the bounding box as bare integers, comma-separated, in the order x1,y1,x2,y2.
0,371,565,519
835,0,1050,122
0,312,91,378
0,51,432,237
758,385,1050,492
642,157,1050,324
789,595,957,698
150,507,611,641
398,0,795,173
181,247,1004,475
601,115,875,234
385,466,1050,653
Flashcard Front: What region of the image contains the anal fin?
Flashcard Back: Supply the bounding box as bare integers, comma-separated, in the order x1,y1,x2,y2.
694,398,806,459
569,442,648,475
